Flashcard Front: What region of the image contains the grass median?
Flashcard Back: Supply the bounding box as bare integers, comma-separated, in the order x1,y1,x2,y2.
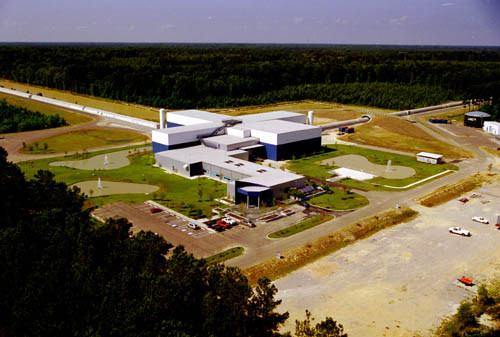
268,214,334,239
244,206,418,285
205,247,244,264
308,190,369,210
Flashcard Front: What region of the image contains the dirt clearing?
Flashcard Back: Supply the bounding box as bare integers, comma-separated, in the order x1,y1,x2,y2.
275,183,500,337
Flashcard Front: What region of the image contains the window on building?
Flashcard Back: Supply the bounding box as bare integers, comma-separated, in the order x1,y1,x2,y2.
224,160,234,164
256,169,266,173
235,163,244,167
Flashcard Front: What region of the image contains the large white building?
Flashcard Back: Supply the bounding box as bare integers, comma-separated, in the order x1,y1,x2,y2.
152,109,322,205
152,110,322,161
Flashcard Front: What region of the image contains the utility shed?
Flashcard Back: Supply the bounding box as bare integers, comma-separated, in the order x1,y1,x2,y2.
483,121,500,136
464,111,491,128
416,152,443,164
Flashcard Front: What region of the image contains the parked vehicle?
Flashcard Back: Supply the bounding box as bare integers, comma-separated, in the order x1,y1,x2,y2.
212,224,225,232
449,227,471,237
223,217,237,225
187,223,200,230
472,216,489,224
150,207,162,214
241,220,256,228
217,220,232,229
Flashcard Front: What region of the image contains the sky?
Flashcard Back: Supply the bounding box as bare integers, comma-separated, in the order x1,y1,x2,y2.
0,0,499,46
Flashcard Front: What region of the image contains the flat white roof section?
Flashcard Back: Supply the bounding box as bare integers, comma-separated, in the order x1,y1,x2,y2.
203,135,259,151
245,120,322,145
416,152,443,159
238,110,306,123
152,122,220,146
167,110,228,125
156,145,303,187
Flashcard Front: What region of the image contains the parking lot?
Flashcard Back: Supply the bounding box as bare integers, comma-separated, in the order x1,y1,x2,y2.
275,183,500,337
92,201,326,258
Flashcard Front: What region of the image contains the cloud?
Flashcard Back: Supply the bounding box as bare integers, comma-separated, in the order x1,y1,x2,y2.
294,17,304,24
441,2,456,6
390,15,408,25
335,18,349,25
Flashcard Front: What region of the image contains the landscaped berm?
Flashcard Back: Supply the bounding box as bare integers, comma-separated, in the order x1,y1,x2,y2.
21,128,148,154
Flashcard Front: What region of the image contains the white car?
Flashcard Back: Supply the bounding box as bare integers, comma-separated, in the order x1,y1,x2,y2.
472,216,489,224
187,223,200,230
223,218,237,225
449,227,471,237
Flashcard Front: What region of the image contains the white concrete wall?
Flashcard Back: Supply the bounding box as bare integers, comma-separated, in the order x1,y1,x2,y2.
276,127,322,145
0,86,159,129
152,124,220,146
227,127,251,138
249,129,278,145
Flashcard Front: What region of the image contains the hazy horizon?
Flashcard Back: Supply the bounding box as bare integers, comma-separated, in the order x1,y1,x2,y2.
1,0,499,46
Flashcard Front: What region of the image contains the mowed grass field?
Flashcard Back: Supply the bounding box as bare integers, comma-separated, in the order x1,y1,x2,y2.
340,116,474,159
309,191,369,210
287,144,458,191
0,92,92,126
420,106,469,123
0,79,159,122
18,147,226,217
21,128,149,154
209,100,395,125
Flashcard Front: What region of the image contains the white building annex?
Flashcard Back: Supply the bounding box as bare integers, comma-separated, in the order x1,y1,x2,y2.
483,121,500,136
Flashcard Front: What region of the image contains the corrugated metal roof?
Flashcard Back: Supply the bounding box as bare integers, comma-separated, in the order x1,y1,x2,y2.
464,111,491,118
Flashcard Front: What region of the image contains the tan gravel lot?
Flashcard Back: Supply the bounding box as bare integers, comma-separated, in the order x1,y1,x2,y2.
275,183,500,337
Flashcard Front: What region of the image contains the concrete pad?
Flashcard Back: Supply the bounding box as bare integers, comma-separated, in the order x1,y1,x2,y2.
71,180,159,197
322,154,416,179
49,146,149,170
330,167,376,181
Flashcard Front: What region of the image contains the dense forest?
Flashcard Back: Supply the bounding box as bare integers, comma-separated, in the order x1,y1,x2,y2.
0,146,347,337
1,44,500,110
0,99,66,133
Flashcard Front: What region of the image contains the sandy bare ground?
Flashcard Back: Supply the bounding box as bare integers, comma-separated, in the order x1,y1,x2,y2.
321,154,416,179
71,180,159,197
275,183,500,337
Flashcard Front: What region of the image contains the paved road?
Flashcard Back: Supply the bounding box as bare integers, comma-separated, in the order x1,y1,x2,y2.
227,118,497,269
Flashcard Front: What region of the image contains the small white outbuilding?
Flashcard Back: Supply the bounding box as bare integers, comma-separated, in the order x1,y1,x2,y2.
483,121,500,136
416,152,443,164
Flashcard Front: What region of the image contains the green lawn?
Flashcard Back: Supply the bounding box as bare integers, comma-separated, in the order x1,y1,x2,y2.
287,144,458,191
205,247,244,264
309,191,369,210
268,214,334,238
18,146,225,218
22,128,149,154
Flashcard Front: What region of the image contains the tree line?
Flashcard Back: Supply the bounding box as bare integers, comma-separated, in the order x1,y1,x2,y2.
0,146,347,337
0,44,499,110
0,99,66,133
